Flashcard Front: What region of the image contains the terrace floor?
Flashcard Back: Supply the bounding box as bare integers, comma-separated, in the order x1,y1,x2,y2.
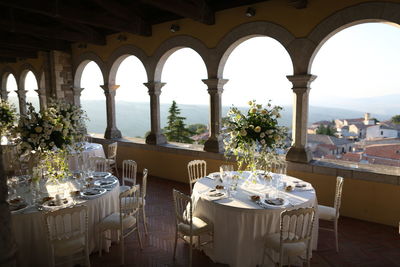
90,175,400,267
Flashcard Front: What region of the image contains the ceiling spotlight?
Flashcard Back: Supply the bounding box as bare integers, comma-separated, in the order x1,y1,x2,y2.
170,24,180,33
245,7,256,17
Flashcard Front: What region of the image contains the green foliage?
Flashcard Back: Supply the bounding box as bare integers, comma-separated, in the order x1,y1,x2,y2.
391,115,400,124
188,123,207,135
163,101,194,144
0,100,18,136
316,124,336,136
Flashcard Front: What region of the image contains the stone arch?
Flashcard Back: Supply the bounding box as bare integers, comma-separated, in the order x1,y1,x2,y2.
215,21,296,78
18,63,39,90
73,51,107,88
107,45,149,85
1,66,17,89
307,1,400,72
150,35,210,81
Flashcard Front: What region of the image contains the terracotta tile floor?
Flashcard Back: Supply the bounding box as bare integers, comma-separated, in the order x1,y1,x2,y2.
90,176,400,267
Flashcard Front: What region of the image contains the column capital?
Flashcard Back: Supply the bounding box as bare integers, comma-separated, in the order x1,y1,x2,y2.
202,78,229,88
286,74,317,89
101,84,120,95
144,82,166,96
35,88,46,95
72,87,84,94
15,89,28,96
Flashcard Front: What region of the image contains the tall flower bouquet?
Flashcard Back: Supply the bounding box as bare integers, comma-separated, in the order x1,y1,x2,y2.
17,101,87,181
0,100,18,138
222,100,288,172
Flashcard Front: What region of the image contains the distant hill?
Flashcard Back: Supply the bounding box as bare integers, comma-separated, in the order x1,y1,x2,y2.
79,100,393,138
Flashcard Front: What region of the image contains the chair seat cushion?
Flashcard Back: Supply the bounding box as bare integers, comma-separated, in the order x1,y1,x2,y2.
264,233,307,257
53,236,85,257
120,185,130,193
318,205,336,221
99,213,137,230
178,216,212,236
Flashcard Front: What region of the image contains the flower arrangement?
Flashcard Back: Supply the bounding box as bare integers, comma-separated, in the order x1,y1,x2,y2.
18,101,87,154
222,100,288,172
0,100,18,137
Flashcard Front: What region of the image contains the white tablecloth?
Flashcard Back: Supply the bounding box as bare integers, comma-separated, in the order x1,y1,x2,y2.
68,143,105,171
11,180,119,267
192,172,319,267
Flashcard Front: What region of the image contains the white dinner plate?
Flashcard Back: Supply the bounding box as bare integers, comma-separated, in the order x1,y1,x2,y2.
94,176,118,188
42,198,73,211
8,198,29,213
93,172,111,179
80,188,107,198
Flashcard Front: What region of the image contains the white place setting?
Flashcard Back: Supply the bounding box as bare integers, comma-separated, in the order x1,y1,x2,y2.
191,170,319,267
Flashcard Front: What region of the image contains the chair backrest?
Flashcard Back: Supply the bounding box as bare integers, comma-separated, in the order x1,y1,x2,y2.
271,161,287,174
122,160,137,186
141,168,148,199
44,205,88,243
107,142,118,160
88,156,107,172
172,189,192,226
334,176,344,217
120,184,140,217
187,160,206,193
280,207,315,246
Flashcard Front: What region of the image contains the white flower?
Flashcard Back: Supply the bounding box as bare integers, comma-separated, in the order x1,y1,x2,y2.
254,126,261,133
35,126,43,133
260,139,266,145
260,132,265,138
240,129,247,136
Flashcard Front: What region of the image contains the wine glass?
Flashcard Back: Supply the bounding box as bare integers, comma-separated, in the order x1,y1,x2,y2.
219,165,234,184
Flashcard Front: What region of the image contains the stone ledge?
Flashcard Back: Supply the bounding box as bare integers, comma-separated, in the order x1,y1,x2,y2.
288,160,400,186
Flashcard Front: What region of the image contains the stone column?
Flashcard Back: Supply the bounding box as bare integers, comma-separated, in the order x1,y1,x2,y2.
286,74,317,163
202,78,228,153
15,89,27,116
35,88,47,111
0,89,8,100
72,87,83,106
144,82,166,145
100,84,122,139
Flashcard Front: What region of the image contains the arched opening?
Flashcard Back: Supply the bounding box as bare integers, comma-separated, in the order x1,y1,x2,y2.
24,71,40,111
80,61,106,135
5,74,19,113
114,56,149,138
160,48,208,144
222,36,293,129
310,22,400,167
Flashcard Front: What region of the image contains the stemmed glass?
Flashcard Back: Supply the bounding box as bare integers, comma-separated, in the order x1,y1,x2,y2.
220,165,234,196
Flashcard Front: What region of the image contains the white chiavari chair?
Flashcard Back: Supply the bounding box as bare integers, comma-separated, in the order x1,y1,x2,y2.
318,176,344,252
120,159,137,193
262,207,316,267
172,189,213,267
187,160,206,194
106,142,119,176
98,185,142,265
88,156,107,172
44,205,90,267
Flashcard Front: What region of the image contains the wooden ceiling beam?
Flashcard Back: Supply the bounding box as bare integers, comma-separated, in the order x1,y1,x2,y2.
0,33,69,51
142,0,215,25
0,0,152,36
0,57,17,63
0,48,37,58
0,17,105,45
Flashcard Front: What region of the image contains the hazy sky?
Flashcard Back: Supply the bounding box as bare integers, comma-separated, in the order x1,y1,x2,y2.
6,22,400,110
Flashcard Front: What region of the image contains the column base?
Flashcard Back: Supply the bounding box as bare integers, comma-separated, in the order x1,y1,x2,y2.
204,137,224,153
145,132,167,145
285,146,312,163
104,127,122,139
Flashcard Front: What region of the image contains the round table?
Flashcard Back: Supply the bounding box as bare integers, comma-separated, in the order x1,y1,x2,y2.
68,142,105,171
11,177,119,267
192,172,319,267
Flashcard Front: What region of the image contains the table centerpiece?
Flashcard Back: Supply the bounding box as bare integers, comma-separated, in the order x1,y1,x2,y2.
0,100,18,143
222,100,288,185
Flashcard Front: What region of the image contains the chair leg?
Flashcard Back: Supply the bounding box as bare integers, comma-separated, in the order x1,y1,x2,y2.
279,250,283,267
137,226,143,249
120,236,124,265
142,206,148,235
114,164,119,177
334,219,339,252
189,235,193,267
85,245,91,267
173,228,178,260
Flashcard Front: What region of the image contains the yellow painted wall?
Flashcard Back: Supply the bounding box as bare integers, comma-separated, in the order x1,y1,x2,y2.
288,170,400,227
